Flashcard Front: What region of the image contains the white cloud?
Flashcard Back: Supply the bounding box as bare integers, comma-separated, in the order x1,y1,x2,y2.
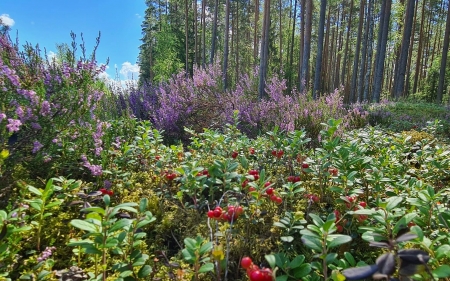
0,14,15,27
98,64,110,81
135,13,141,19
119,61,140,80
47,51,57,62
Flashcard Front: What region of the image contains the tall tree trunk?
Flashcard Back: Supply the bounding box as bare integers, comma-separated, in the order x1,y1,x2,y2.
334,5,344,89
363,0,374,101
372,0,392,102
210,0,219,64
393,0,415,99
202,0,206,68
405,0,418,98
413,0,425,94
185,0,189,75
350,0,365,103
223,0,231,89
194,0,198,66
279,0,283,70
437,0,450,103
288,0,297,91
259,0,271,99
313,0,327,99
236,0,240,84
299,0,312,93
341,0,353,99
254,0,260,62
298,0,306,85
358,0,370,102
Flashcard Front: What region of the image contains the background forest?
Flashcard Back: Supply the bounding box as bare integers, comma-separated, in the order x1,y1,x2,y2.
137,0,450,104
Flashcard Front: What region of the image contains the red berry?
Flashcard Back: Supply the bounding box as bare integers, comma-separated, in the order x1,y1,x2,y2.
294,176,301,182
271,150,277,156
248,186,256,192
213,210,222,218
266,188,274,195
333,210,340,221
207,210,215,218
358,215,368,222
302,163,309,169
274,196,283,205
242,180,249,188
232,151,238,159
235,206,244,216
253,174,260,181
287,176,294,182
249,270,263,281
249,148,255,155
359,201,367,208
249,170,259,176
155,155,161,160
336,225,344,233
276,150,284,158
241,257,253,269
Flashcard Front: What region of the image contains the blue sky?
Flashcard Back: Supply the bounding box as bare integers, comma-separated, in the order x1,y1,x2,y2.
0,0,147,81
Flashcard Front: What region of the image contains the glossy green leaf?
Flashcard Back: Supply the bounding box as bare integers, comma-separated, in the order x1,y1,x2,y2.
138,265,152,278
327,234,352,248
198,262,214,273
433,265,450,278
265,254,276,268
293,263,312,278
70,219,98,232
301,235,322,252
386,196,403,211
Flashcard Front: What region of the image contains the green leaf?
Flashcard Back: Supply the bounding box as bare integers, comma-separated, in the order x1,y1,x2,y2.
289,255,305,268
28,186,42,196
199,242,213,255
433,265,450,278
436,245,450,259
136,218,156,229
82,207,106,216
386,196,403,211
138,265,152,278
119,270,133,278
182,249,193,261
139,198,148,213
293,263,312,278
184,237,197,249
309,213,324,227
327,234,352,248
344,252,356,267
103,195,110,206
265,254,276,268
273,222,287,228
198,263,214,273
280,236,294,242
70,219,98,233
109,219,131,233
301,235,322,252
276,276,288,281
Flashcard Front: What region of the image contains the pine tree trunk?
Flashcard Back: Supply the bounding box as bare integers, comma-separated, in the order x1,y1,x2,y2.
358,0,370,102
313,0,327,99
259,0,271,99
299,0,312,93
350,0,365,103
210,0,219,64
223,0,231,89
254,0,260,62
394,0,415,99
341,0,353,100
437,0,450,103
363,0,374,101
372,0,392,102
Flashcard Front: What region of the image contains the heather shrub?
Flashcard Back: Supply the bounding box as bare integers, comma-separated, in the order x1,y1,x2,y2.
0,34,128,186
116,64,369,143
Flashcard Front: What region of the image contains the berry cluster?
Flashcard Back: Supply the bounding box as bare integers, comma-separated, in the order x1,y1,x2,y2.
328,167,339,176
264,182,282,205
99,188,113,196
231,151,239,159
304,193,320,203
287,175,301,183
196,169,210,177
333,210,344,233
271,149,284,158
163,171,177,181
207,205,244,222
241,257,273,281
242,169,260,189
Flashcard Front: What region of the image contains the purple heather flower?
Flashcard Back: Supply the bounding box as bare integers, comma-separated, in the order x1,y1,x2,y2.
0,113,6,123
40,101,51,116
31,122,42,130
37,246,56,262
6,118,22,133
32,141,44,153
103,180,112,189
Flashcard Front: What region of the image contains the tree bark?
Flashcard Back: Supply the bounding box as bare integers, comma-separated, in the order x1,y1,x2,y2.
394,0,416,99
223,0,231,89
299,0,312,93
210,0,219,64
350,0,365,103
372,0,392,103
437,0,450,103
313,0,327,99
259,0,271,99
